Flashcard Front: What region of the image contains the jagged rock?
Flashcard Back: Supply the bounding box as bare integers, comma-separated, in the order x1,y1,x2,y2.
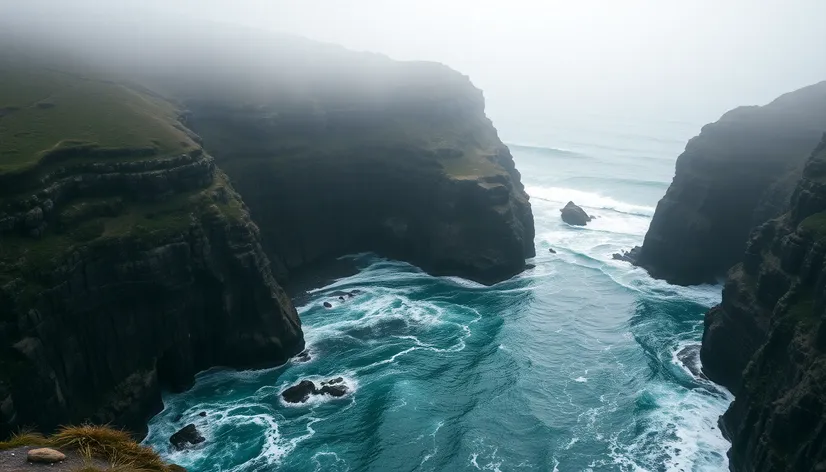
282,380,318,404
318,384,348,397
612,247,641,264
27,448,66,463
282,378,350,403
632,81,826,285
560,201,592,226
701,134,826,471
198,411,206,417
169,424,205,450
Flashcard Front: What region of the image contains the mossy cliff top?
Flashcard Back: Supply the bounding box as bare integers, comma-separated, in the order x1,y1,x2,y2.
0,58,246,278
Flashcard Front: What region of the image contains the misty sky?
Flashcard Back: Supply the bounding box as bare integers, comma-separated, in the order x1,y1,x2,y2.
4,0,826,144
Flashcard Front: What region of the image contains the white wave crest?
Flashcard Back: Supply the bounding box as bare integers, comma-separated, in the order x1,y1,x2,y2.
526,185,655,217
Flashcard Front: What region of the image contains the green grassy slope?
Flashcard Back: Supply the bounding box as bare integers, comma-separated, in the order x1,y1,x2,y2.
0,58,241,279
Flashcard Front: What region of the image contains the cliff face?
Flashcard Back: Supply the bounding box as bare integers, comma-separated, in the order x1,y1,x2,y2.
701,135,826,471
632,82,826,285
181,61,535,285
0,64,303,437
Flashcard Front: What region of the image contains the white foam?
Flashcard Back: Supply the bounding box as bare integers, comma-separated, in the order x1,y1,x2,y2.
279,375,359,408
526,185,655,217
574,376,588,383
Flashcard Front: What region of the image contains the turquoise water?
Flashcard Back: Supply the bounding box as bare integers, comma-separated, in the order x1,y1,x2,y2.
145,121,734,471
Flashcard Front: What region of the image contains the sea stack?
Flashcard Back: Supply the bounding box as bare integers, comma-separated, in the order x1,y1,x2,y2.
560,201,592,226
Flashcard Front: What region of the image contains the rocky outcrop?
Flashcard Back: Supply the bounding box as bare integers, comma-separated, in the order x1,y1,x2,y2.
560,201,592,226
182,61,534,285
700,135,826,471
629,81,826,285
169,424,205,450
281,377,349,404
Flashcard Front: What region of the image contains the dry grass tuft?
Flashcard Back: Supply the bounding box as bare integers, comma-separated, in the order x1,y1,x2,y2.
51,425,170,472
0,430,50,450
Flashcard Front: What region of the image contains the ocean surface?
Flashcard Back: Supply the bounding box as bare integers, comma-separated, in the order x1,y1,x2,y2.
145,117,734,471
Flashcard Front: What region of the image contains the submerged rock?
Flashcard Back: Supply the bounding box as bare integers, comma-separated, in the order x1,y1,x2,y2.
323,301,332,308
169,424,205,451
560,201,592,226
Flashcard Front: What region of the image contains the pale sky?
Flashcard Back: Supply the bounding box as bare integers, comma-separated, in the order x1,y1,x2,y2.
4,0,826,138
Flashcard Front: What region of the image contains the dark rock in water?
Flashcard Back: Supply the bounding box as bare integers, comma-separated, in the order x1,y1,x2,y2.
323,301,332,308
347,293,355,298
560,201,592,226
173,413,183,423
198,411,207,417
525,264,536,270
282,380,318,404
338,296,345,301
319,384,348,397
169,424,205,451
282,377,350,403
631,82,826,285
294,350,312,363
612,246,641,264
548,248,556,254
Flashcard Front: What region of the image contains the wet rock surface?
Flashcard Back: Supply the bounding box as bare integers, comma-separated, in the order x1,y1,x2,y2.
281,378,350,404
169,424,205,451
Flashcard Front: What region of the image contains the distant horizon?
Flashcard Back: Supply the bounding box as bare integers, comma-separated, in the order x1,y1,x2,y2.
3,0,825,150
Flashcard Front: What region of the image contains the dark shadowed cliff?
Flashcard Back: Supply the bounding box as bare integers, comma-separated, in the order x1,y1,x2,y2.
0,58,303,437
631,82,826,285
701,135,826,471
0,27,535,438
180,61,534,285
129,29,536,285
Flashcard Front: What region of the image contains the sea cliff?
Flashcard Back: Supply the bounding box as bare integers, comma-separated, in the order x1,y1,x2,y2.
702,135,826,471
630,81,826,285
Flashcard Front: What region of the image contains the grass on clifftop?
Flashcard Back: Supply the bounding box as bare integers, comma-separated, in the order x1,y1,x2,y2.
0,61,195,174
799,212,826,240
0,425,179,472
